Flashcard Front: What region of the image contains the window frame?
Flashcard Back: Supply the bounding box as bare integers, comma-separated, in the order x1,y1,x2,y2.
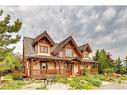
40,45,48,53
83,52,89,58
65,47,72,57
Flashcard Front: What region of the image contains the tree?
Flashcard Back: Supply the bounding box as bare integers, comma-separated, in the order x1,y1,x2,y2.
114,57,122,73
124,56,127,74
97,49,109,74
93,49,99,61
0,10,22,84
106,52,114,67
93,49,114,74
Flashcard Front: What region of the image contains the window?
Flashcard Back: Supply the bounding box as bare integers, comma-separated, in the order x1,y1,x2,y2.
40,63,48,69
83,52,89,58
40,46,48,53
66,48,72,57
59,51,63,57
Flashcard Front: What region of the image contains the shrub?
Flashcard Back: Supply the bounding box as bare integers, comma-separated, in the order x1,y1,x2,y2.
4,74,13,80
56,75,68,84
92,74,105,80
120,68,126,75
104,68,114,74
68,77,93,89
89,80,101,87
0,80,31,89
121,76,127,80
12,72,23,80
83,68,88,75
80,75,102,87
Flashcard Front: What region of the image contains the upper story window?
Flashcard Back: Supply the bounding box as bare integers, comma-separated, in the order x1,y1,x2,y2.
59,51,63,57
83,52,89,58
66,48,72,57
40,46,48,53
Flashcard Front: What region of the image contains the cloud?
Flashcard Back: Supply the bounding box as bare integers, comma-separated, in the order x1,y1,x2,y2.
95,24,105,32
103,7,116,19
0,6,127,58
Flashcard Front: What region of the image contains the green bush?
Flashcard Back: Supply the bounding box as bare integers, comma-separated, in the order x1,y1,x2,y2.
120,68,126,75
4,74,13,79
83,68,88,75
88,79,101,87
68,77,93,89
92,74,105,80
0,80,31,89
121,76,127,80
104,68,114,74
12,73,23,80
56,75,68,84
80,75,102,87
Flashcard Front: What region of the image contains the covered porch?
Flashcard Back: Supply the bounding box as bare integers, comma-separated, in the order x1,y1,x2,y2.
26,56,83,79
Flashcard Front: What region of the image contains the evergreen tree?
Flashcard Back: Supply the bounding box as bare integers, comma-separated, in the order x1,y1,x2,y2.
97,49,109,74
93,49,99,61
114,57,122,73
0,10,22,84
123,56,127,74
106,52,114,67
93,49,114,74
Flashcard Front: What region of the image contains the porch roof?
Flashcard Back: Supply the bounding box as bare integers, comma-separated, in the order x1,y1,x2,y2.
26,55,97,63
26,55,65,61
82,58,97,63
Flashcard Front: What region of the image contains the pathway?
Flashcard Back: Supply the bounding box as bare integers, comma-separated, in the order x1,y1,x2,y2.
47,83,70,90
96,81,127,89
22,82,70,90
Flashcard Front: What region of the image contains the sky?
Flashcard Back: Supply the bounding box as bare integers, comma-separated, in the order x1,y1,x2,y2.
0,6,127,59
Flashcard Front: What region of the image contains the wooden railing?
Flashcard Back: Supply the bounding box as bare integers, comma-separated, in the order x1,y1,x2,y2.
31,69,72,77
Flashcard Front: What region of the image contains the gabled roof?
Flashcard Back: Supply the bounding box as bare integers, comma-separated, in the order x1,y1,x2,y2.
23,37,36,57
32,31,55,46
52,36,83,57
79,43,92,52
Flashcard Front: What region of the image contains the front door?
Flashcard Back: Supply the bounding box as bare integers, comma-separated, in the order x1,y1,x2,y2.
40,62,48,74
64,62,74,75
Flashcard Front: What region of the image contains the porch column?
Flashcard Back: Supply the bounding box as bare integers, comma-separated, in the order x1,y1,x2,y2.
78,62,80,75
59,61,61,74
30,59,33,77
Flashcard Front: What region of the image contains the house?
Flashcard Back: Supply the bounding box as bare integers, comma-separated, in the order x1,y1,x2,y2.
22,31,97,79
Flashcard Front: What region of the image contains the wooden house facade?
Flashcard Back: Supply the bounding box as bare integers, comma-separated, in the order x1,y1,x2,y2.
22,31,97,79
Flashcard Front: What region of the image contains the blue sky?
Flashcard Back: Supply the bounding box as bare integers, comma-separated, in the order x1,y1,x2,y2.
0,6,127,59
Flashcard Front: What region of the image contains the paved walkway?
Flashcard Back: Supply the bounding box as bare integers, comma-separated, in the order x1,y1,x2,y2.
22,82,70,90
96,81,127,89
22,83,43,90
47,83,70,90
96,84,127,89
22,81,127,90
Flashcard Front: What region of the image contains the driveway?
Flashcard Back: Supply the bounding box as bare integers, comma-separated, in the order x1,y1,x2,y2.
96,81,127,89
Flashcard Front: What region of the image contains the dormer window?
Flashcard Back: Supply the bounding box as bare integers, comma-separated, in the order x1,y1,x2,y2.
40,46,48,53
66,48,72,57
83,52,89,58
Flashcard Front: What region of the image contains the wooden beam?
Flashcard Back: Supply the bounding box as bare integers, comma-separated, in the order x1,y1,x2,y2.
78,62,80,73
59,61,61,74
30,59,33,77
